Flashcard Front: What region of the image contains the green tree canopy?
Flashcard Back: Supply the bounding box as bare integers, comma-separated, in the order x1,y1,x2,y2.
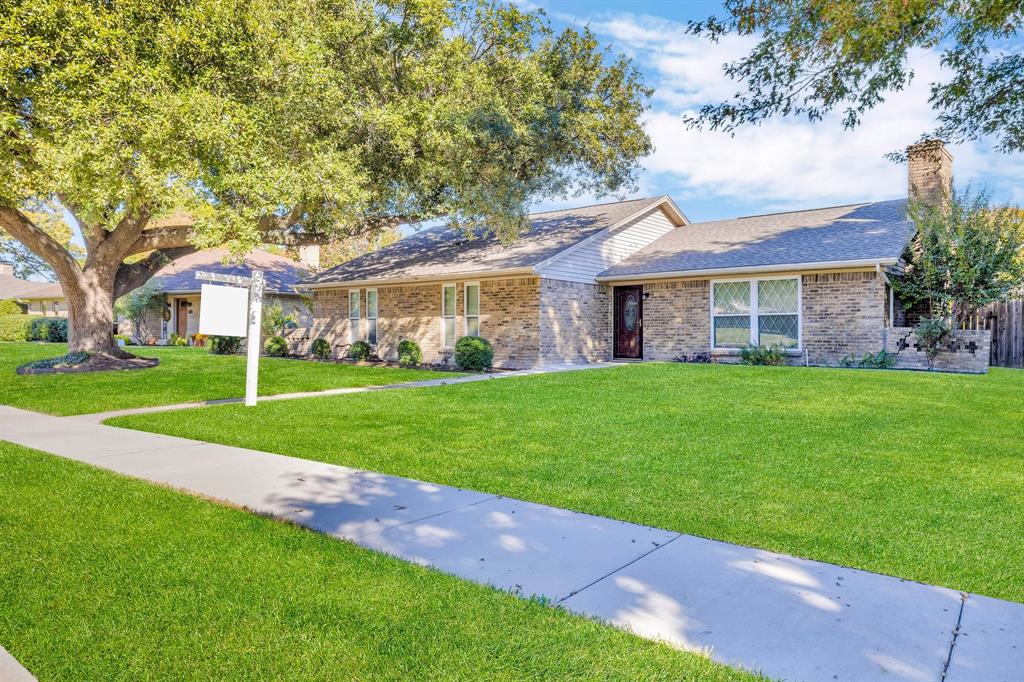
686,1,1024,154
0,0,651,359
894,188,1024,316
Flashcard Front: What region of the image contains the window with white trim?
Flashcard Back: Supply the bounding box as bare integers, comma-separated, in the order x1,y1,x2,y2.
366,289,378,344
348,290,361,343
442,284,457,347
464,283,480,337
712,278,800,348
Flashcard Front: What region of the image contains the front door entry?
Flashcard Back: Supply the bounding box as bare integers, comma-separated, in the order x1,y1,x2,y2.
176,299,189,338
613,285,643,359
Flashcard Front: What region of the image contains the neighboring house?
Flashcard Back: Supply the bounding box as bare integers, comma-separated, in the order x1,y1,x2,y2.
301,141,989,372
0,263,67,316
120,248,311,343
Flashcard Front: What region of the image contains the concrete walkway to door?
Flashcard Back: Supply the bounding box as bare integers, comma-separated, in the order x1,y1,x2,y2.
1,404,1021,682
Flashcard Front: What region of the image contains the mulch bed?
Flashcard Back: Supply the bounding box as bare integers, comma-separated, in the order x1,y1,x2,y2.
17,355,160,375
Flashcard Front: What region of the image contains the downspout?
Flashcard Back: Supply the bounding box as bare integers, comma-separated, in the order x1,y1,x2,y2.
877,262,893,348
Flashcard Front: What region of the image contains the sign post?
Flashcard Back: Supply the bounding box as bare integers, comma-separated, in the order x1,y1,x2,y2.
196,269,265,407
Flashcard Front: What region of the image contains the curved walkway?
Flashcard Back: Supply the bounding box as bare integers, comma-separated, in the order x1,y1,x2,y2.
1,404,1020,682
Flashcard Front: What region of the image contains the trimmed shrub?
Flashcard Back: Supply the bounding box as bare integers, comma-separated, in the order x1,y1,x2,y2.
264,335,288,357
739,344,785,366
209,335,242,355
29,317,68,342
0,314,39,341
348,340,372,361
397,339,422,366
311,337,332,359
114,334,134,346
0,299,24,315
454,336,493,371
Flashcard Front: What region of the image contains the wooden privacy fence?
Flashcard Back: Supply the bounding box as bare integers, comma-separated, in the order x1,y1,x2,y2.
956,300,1023,368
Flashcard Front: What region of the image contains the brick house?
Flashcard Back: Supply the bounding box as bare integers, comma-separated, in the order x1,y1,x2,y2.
300,141,990,372
120,248,311,344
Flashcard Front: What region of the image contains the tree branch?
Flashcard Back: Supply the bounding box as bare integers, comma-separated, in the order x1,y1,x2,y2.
0,206,82,282
114,246,199,298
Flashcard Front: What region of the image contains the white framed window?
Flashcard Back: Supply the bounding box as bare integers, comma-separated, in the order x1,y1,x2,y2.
711,277,800,349
441,283,457,347
366,289,378,344
464,283,480,337
348,289,361,343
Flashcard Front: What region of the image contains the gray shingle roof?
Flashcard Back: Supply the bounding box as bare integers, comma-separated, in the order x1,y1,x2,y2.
303,197,666,285
0,274,64,300
599,200,914,279
151,248,309,294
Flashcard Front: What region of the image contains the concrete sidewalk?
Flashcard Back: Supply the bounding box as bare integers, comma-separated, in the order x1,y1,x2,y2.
1,404,1020,682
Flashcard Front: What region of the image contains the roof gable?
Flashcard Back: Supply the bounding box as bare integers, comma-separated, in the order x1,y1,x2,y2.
304,197,676,286
151,248,309,294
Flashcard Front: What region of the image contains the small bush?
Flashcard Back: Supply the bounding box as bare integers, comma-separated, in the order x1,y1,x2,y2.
311,337,332,359
114,334,134,346
0,299,24,315
739,344,786,366
454,336,493,371
264,335,288,357
209,335,242,355
348,340,372,361
397,339,422,366
18,351,91,371
29,317,68,342
841,350,897,369
914,318,951,370
0,314,40,341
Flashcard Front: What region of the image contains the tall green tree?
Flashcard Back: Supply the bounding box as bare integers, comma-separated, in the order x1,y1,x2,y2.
0,0,651,361
686,1,1024,153
893,188,1024,317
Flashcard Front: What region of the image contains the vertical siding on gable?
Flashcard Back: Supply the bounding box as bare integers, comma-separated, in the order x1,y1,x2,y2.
536,207,677,284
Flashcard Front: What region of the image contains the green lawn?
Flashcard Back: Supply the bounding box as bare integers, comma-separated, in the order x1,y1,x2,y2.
111,363,1024,603
0,342,458,415
0,441,756,681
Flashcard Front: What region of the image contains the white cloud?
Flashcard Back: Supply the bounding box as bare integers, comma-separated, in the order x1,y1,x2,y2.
565,10,1024,210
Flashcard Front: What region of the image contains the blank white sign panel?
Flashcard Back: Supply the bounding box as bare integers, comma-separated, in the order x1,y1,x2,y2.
198,283,249,336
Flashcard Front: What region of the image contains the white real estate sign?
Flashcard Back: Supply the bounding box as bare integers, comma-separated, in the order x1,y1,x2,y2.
198,283,249,337
196,270,265,406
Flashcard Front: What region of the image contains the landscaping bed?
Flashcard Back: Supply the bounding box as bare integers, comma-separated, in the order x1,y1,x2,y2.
111,362,1024,603
0,441,755,681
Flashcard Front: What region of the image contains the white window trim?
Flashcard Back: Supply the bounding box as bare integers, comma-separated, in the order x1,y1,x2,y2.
366,288,378,344
441,283,457,348
348,289,361,343
709,275,802,351
463,281,480,337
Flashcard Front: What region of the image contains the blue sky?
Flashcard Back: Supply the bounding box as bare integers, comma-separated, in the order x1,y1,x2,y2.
522,0,1024,222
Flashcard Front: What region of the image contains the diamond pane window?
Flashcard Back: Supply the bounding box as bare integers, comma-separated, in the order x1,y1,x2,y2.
713,281,751,315
758,314,799,347
758,279,798,314
714,316,751,347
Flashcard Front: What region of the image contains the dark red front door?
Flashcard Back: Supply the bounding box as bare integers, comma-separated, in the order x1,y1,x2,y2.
613,285,643,359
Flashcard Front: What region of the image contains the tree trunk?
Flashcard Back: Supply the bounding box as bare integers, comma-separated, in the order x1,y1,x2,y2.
61,267,133,359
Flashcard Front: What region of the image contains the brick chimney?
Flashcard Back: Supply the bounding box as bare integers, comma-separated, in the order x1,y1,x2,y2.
907,139,952,205
0,261,13,277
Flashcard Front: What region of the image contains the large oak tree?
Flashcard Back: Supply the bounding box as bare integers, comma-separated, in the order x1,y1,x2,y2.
0,0,651,361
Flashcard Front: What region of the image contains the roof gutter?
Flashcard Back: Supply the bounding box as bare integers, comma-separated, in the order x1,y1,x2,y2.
300,266,536,290
595,258,899,283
